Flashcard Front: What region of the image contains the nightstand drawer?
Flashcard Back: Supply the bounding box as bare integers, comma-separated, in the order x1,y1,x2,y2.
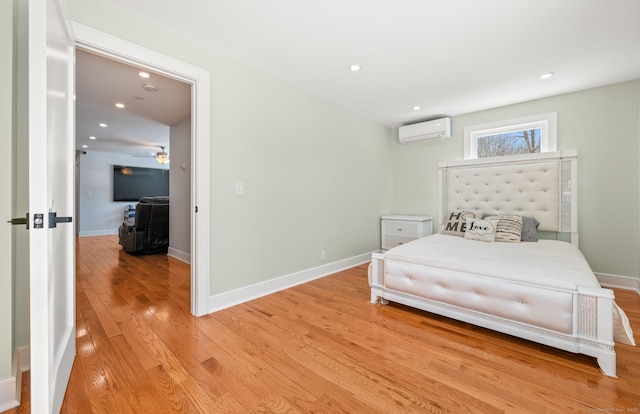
381,235,416,249
382,220,421,237
380,215,433,251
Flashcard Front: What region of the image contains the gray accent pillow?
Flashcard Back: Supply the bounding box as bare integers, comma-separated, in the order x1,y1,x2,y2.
521,216,540,242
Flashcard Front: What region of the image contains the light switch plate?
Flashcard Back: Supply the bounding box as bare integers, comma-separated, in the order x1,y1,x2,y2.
235,181,244,195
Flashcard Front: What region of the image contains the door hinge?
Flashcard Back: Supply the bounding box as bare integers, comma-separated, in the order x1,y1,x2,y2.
48,212,73,228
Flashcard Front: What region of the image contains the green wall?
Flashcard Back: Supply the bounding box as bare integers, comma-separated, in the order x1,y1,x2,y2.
0,0,15,381
66,0,640,285
2,1,30,389
66,0,395,294
391,80,640,279
13,0,29,358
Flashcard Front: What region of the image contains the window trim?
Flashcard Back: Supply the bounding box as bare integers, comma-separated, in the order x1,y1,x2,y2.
463,112,557,160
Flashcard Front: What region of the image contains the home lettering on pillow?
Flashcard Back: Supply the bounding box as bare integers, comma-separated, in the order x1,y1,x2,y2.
441,210,482,237
445,211,468,233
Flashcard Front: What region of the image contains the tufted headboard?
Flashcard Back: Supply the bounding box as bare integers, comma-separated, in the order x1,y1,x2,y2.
438,150,578,244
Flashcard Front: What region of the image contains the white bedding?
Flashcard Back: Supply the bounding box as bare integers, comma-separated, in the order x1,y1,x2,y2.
379,234,635,346
384,234,601,291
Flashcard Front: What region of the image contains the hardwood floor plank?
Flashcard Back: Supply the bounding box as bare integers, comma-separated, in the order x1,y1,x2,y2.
245,291,509,413
77,311,147,412
124,308,190,383
4,235,640,413
198,312,369,413
108,335,177,414
144,366,200,414
82,287,122,338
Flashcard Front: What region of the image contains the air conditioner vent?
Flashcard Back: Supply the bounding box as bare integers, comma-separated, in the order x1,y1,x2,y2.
399,117,451,144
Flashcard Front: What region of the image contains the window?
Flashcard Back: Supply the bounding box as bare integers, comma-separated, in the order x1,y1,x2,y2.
464,113,557,159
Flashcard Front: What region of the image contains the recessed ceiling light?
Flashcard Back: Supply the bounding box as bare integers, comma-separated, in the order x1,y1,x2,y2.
349,64,361,72
99,123,107,127
138,71,150,78
81,145,88,148
413,106,421,111
115,103,125,109
540,72,554,80
89,136,96,140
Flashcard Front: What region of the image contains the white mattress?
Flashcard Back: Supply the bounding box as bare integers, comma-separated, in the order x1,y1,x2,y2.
384,234,601,291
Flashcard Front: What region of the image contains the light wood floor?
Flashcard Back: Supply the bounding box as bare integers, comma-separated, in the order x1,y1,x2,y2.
5,235,640,413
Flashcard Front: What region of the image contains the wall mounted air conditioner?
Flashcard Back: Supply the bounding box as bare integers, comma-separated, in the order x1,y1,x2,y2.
398,117,451,144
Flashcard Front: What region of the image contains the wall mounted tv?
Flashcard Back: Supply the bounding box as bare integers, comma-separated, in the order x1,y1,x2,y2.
113,165,169,202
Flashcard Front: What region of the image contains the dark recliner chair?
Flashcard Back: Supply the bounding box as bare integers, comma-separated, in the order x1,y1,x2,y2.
118,196,169,254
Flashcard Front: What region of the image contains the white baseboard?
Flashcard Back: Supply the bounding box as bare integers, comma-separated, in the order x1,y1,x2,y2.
595,272,640,295
0,350,22,412
79,229,118,237
0,375,19,412
17,346,30,372
208,251,374,313
168,247,191,264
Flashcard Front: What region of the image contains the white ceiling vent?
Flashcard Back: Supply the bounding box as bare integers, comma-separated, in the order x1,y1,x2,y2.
398,117,451,144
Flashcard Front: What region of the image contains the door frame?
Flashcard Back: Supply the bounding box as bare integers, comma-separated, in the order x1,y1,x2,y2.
73,23,211,316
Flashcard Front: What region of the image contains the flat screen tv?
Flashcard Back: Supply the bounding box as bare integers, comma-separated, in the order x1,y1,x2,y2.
113,165,169,201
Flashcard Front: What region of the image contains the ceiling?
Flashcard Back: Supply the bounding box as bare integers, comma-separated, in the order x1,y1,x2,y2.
75,49,191,156
77,0,640,154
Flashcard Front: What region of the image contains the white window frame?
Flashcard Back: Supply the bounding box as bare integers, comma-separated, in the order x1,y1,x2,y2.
463,112,557,160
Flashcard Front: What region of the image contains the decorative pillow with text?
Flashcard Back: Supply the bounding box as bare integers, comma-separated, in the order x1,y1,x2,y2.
441,210,482,237
464,218,499,242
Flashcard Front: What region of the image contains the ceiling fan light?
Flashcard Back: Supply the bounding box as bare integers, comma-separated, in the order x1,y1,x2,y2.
156,151,170,164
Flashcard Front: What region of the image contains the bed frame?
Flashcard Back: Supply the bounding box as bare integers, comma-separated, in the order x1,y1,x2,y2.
370,150,619,377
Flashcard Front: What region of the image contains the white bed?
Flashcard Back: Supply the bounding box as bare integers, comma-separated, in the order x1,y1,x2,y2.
369,151,635,377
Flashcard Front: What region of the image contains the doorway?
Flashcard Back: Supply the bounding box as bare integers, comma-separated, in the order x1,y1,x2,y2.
73,24,212,316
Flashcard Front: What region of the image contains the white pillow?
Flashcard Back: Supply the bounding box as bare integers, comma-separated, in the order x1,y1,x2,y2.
484,214,523,243
464,218,499,242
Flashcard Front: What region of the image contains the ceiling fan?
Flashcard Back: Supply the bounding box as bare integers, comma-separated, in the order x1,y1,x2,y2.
155,146,170,164
132,146,170,164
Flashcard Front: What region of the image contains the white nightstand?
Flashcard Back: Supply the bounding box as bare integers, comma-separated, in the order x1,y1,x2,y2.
381,215,433,250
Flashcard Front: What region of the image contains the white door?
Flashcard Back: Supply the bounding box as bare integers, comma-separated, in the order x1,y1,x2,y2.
28,0,76,412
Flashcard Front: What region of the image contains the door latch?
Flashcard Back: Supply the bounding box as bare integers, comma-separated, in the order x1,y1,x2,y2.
8,212,72,229
33,213,44,229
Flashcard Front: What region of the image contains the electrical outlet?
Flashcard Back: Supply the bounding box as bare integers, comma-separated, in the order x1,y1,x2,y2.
320,250,326,261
